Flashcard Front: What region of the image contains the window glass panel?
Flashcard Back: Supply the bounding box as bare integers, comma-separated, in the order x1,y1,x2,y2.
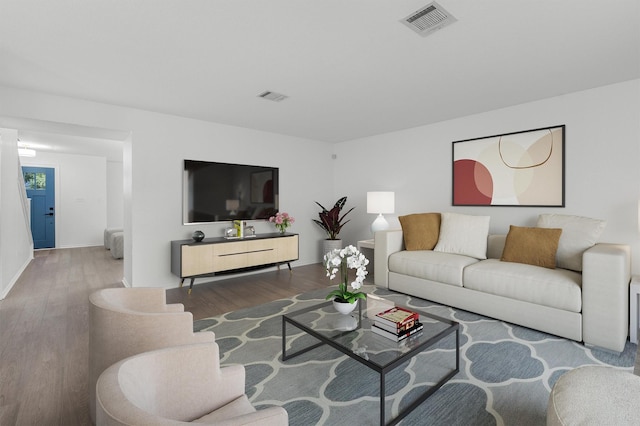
23,172,47,190
24,172,35,190
35,173,46,190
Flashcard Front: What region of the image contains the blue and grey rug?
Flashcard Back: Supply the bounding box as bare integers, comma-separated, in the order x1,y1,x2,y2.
195,287,637,425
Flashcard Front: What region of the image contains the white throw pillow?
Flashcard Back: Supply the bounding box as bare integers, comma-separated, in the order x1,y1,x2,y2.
536,214,606,271
434,213,490,259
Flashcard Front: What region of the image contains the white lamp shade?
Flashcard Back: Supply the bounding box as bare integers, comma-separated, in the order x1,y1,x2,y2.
367,192,394,214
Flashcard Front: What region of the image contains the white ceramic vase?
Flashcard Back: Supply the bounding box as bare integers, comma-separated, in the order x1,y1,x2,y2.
333,299,357,315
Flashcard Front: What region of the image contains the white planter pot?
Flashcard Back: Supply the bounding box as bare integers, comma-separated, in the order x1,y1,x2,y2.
322,239,342,259
333,299,358,315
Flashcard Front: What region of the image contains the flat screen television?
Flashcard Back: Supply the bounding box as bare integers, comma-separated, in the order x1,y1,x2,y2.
183,160,279,224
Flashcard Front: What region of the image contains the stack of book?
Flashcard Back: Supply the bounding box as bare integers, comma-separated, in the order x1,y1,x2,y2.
372,306,423,341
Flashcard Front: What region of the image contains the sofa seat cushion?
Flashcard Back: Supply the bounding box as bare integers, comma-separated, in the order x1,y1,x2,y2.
389,250,479,287
463,259,582,312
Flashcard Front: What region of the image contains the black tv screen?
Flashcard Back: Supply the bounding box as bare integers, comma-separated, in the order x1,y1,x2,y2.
183,160,279,224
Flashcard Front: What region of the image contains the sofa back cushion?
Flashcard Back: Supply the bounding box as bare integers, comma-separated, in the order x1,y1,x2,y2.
398,213,441,251
434,213,490,259
501,225,562,269
537,214,606,271
487,235,506,259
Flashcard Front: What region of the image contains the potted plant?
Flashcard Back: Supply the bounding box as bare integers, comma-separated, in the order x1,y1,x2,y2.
324,245,369,314
313,196,354,254
268,212,295,234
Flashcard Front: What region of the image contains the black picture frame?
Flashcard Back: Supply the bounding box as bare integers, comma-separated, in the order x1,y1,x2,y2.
452,125,565,207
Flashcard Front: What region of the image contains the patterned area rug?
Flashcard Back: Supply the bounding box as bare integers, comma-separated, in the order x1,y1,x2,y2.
195,287,637,425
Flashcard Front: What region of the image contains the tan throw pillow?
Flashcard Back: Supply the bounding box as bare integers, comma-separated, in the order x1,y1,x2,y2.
501,225,562,269
398,213,441,251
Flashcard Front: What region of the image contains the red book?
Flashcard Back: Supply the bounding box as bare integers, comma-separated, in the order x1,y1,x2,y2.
374,306,419,331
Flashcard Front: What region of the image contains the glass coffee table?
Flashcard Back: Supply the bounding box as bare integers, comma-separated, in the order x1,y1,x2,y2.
281,299,459,426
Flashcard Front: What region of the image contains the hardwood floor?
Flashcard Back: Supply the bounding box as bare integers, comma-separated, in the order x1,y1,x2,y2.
0,247,328,425
165,263,330,320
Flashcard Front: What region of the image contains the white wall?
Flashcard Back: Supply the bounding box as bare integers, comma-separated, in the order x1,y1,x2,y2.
124,114,334,288
335,80,640,273
0,128,33,299
21,151,107,248
3,80,638,290
0,85,335,289
107,160,124,229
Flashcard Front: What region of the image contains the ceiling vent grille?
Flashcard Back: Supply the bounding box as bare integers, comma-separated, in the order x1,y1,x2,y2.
258,91,288,102
401,2,457,37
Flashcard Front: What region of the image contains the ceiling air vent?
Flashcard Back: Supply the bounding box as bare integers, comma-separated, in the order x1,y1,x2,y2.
258,91,288,102
401,2,457,37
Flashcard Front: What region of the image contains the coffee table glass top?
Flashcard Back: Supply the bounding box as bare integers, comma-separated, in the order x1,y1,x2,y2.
282,298,458,370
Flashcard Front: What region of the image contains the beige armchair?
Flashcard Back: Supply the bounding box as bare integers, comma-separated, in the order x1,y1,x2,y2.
96,342,288,425
89,288,215,423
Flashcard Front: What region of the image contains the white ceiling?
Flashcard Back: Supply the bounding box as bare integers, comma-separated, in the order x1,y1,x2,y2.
1,0,639,154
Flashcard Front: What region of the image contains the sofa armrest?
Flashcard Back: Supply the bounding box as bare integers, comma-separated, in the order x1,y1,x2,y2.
582,243,631,353
374,229,404,288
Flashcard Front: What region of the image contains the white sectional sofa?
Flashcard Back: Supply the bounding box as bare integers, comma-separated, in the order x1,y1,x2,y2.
374,213,631,353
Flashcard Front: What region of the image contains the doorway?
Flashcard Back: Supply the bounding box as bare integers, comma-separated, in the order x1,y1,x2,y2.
22,166,55,249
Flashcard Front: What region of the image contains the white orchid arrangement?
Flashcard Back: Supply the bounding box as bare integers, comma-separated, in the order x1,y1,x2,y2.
324,245,369,304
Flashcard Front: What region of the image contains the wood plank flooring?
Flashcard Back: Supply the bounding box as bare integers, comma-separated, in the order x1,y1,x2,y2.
165,263,330,320
0,247,329,425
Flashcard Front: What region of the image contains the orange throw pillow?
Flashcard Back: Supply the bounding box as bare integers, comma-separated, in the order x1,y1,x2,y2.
501,225,562,269
398,213,441,251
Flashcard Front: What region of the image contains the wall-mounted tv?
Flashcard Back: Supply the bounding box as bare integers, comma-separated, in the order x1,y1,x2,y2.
183,160,279,224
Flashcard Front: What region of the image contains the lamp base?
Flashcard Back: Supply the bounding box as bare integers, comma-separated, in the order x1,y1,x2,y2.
371,214,389,234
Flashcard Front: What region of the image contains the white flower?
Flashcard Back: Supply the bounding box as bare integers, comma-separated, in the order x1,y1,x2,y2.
324,245,369,293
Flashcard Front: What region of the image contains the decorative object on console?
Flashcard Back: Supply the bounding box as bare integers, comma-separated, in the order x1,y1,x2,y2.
191,230,205,242
313,196,354,240
324,245,369,312
269,212,295,234
367,191,395,234
233,220,244,238
452,125,565,207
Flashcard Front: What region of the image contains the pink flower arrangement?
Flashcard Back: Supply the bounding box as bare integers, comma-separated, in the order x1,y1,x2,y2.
269,212,295,233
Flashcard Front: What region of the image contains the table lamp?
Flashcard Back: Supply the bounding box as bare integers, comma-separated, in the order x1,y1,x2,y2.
367,191,394,234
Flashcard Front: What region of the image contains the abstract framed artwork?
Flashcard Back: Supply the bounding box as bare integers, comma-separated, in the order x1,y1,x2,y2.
452,125,565,207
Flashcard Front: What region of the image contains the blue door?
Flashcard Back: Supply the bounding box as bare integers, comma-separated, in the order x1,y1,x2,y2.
22,167,56,249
